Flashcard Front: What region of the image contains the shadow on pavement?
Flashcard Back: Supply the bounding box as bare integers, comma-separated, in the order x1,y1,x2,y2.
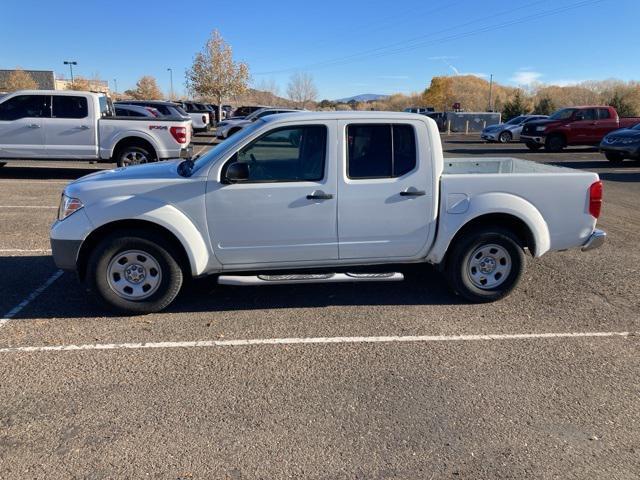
8,263,462,320
0,166,105,181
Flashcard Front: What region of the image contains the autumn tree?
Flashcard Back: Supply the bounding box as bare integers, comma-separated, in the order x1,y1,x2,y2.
502,90,528,120
186,29,250,122
533,96,556,115
4,68,37,91
66,76,92,91
124,76,163,100
287,72,318,109
422,76,453,111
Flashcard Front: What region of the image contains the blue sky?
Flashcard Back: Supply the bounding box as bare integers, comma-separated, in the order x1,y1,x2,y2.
1,0,638,100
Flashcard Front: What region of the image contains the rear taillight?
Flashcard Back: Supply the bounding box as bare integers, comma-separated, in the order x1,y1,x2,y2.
145,107,159,117
170,126,187,144
589,180,603,218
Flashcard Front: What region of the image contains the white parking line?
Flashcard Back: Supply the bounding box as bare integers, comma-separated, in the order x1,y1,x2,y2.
0,269,63,329
0,331,632,354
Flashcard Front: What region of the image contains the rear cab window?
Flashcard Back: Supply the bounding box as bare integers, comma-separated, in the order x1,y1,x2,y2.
346,124,417,179
52,95,88,119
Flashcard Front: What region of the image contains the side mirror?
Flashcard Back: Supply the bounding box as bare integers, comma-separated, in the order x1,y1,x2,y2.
225,162,249,183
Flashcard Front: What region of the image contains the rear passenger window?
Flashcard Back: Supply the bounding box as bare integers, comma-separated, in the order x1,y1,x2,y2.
52,96,88,119
347,124,417,179
598,108,611,119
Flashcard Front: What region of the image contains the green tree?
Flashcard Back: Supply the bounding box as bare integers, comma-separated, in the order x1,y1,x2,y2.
608,91,637,117
533,96,556,115
502,90,527,121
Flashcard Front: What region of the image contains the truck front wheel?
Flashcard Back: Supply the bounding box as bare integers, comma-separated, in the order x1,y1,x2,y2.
544,134,565,153
445,227,525,303
86,231,183,314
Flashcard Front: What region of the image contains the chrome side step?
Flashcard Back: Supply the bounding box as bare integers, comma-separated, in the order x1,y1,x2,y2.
218,272,404,286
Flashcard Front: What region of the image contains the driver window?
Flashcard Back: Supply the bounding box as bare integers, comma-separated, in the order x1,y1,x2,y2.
233,125,327,182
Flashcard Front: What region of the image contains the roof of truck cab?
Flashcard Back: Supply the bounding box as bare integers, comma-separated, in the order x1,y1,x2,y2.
261,111,431,123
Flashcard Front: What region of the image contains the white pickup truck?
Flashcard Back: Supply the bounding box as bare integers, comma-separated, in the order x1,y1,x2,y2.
0,90,192,167
50,112,605,314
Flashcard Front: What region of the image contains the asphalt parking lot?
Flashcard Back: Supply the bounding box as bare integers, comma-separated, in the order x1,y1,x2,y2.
1,132,639,478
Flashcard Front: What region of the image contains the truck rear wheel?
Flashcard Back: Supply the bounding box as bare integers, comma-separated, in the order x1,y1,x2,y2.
604,151,625,164
86,231,183,314
116,145,156,168
445,227,525,303
544,134,565,153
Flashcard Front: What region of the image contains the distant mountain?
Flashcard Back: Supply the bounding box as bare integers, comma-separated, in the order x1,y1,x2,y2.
335,93,389,103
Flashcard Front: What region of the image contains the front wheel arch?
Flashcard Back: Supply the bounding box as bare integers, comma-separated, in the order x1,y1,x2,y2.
77,220,190,282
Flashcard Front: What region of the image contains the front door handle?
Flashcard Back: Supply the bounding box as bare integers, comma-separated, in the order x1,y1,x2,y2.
306,190,333,200
400,188,426,197
77,125,90,130
28,124,40,129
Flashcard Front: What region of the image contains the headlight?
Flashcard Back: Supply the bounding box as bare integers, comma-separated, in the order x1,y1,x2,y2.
58,194,84,221
536,126,546,132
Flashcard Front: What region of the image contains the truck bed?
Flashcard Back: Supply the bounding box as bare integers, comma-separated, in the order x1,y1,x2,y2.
436,157,599,257
443,157,572,175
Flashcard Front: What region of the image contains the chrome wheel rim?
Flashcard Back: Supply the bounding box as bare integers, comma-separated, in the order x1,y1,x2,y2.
500,132,510,143
107,250,162,300
467,244,511,289
122,150,148,166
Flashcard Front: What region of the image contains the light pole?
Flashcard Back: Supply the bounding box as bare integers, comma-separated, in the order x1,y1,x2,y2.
113,78,118,93
167,68,174,100
488,73,493,112
64,60,77,85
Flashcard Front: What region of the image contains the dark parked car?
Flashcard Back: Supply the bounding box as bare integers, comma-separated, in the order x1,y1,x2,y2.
114,104,161,118
599,122,640,163
232,105,269,118
115,100,189,120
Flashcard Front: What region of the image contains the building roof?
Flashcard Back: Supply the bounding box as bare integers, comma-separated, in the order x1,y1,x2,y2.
0,69,56,90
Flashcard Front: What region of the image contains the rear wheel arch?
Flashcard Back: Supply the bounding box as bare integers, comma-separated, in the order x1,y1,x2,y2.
77,220,191,281
443,213,537,269
111,136,157,164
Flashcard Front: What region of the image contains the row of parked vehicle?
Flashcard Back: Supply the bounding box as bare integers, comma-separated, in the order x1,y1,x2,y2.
481,106,640,163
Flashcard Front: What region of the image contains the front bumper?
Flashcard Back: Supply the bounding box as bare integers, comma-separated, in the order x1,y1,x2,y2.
581,229,606,252
521,134,545,145
481,132,499,141
51,238,82,270
599,143,640,158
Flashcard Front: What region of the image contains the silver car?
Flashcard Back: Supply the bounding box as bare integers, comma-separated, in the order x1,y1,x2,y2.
481,115,548,143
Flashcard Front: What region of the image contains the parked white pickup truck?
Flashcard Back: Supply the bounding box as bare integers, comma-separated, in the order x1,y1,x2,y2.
50,112,605,314
0,90,192,167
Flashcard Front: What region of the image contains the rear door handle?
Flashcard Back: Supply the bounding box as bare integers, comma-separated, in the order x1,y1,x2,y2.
306,190,333,200
400,188,426,197
28,124,40,129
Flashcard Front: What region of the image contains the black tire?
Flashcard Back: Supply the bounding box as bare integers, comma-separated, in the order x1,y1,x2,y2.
498,131,512,143
604,151,625,164
525,141,543,151
115,145,156,168
445,227,525,303
86,230,184,314
544,134,565,153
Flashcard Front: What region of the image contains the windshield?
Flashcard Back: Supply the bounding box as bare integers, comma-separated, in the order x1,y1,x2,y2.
506,116,525,125
244,109,266,121
190,120,265,173
632,123,640,131
549,108,577,120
